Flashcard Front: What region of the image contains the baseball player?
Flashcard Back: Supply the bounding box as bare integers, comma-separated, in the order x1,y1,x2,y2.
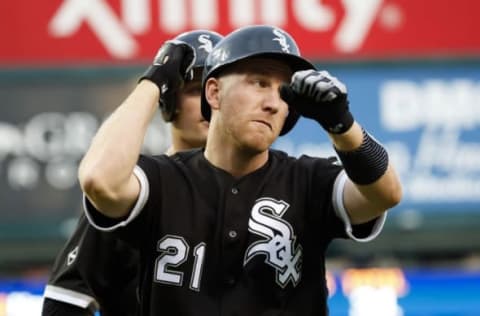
78,25,402,315
41,30,223,316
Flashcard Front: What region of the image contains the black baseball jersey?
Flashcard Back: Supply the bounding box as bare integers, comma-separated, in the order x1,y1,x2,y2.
85,148,384,316
42,214,139,316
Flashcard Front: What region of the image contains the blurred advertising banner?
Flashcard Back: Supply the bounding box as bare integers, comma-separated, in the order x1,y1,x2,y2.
275,62,480,213
1,0,479,65
1,268,479,315
327,268,480,316
0,75,169,235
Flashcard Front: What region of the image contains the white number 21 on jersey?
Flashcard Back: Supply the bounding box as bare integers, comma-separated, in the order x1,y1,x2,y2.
154,235,206,291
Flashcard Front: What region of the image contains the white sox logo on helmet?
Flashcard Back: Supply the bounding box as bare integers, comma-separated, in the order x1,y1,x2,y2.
244,197,302,288
198,34,214,53
272,28,290,53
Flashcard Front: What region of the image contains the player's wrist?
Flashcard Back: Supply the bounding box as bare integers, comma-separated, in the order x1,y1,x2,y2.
135,79,161,104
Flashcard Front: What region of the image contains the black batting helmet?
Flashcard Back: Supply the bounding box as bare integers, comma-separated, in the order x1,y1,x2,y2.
160,30,223,122
200,25,315,135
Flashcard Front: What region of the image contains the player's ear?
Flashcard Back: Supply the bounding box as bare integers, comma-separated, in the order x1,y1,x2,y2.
205,77,220,111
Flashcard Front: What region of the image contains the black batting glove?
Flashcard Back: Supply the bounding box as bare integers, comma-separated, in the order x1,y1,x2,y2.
139,40,196,101
279,70,354,134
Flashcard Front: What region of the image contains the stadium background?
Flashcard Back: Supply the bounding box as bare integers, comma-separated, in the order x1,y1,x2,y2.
1,0,480,315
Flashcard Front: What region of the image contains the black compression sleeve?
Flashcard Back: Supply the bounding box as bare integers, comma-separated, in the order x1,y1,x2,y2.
334,128,389,185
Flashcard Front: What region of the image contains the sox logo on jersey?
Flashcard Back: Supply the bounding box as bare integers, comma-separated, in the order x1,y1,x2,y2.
244,197,302,288
67,246,79,266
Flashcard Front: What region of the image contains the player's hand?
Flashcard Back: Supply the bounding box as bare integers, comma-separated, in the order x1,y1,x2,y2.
139,40,196,98
279,69,354,134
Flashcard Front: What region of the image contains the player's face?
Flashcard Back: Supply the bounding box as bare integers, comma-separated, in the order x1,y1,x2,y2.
215,58,292,152
172,76,209,149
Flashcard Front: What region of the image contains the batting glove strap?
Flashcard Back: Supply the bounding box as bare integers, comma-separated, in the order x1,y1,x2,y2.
335,128,389,185
140,64,172,89
316,94,354,134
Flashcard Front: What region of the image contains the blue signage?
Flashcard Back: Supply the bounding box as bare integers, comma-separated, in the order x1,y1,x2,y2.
327,268,480,316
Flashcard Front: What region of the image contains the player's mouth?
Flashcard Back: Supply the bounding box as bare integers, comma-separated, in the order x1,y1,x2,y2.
252,120,272,130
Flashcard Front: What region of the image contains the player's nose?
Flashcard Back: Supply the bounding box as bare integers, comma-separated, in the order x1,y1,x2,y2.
262,84,286,113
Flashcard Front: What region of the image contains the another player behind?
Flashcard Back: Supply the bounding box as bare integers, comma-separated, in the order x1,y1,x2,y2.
79,25,402,315
41,30,223,316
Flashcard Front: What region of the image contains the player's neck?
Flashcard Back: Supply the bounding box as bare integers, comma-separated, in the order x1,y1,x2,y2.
204,141,268,179
168,136,205,156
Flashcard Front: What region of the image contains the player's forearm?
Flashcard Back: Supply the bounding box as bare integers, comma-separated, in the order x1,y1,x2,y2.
343,164,402,223
332,123,402,223
78,81,159,210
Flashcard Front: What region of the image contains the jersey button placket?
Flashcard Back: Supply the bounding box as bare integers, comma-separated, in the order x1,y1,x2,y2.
228,187,239,241
222,184,241,289
228,230,237,239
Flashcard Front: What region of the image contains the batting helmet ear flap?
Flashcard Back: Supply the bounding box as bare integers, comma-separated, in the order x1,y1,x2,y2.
200,25,315,135
159,30,223,122
281,107,301,136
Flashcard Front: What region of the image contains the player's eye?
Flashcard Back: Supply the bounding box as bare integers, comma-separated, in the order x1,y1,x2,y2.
250,77,269,88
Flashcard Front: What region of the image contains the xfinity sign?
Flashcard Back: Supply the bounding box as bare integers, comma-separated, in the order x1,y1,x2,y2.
49,0,385,59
